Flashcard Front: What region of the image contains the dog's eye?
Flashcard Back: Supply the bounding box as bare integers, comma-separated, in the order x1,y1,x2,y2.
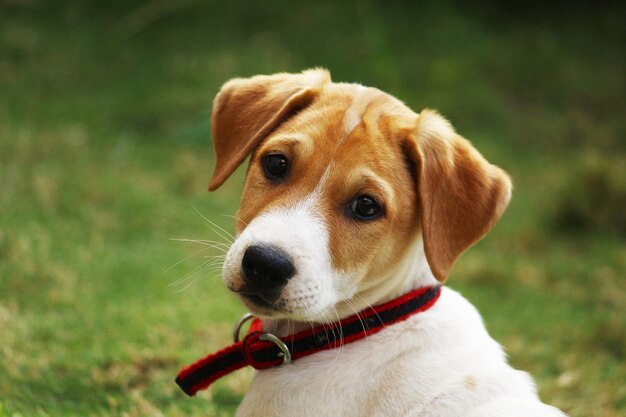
349,195,383,220
262,154,289,179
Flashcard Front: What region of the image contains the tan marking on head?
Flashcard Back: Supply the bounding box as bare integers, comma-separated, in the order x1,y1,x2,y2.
257,132,314,162
344,167,395,205
234,87,352,233
342,86,384,138
320,100,420,279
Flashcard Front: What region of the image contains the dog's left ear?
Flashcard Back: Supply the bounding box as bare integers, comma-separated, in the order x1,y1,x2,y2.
208,68,331,191
402,110,512,281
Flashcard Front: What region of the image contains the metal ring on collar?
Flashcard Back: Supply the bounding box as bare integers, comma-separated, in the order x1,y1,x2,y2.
258,332,292,365
233,312,255,343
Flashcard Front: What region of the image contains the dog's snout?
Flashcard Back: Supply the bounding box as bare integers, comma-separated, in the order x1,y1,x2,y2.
241,245,296,292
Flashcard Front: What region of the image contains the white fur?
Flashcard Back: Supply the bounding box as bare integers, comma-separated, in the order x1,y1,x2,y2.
223,165,566,417
235,286,567,417
222,194,355,323
343,85,370,137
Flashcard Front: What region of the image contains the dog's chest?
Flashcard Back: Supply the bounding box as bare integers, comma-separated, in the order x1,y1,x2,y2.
233,289,510,417
234,330,438,417
232,289,566,417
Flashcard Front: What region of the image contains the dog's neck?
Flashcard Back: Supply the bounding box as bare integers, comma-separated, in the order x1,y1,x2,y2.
263,236,438,337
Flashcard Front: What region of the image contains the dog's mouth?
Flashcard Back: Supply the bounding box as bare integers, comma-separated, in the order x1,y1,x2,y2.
233,288,282,313
240,292,273,308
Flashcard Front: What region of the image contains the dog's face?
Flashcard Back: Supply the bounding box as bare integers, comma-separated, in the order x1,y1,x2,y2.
209,69,511,322
222,87,421,321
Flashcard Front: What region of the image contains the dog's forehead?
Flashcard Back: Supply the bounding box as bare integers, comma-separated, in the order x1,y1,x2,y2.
270,83,414,161
339,84,386,137
250,82,418,208
323,83,412,136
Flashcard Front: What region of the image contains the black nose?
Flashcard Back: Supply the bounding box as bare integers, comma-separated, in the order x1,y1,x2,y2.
241,245,296,292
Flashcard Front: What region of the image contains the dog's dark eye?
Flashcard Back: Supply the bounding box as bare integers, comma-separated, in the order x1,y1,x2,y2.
349,195,383,220
262,154,289,179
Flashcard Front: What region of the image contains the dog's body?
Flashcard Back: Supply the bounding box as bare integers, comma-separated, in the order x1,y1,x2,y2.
238,288,560,417
207,69,567,416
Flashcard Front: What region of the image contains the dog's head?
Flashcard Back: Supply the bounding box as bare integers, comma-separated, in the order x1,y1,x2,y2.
209,69,511,321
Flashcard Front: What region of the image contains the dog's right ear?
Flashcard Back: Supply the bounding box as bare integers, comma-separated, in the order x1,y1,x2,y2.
208,68,331,191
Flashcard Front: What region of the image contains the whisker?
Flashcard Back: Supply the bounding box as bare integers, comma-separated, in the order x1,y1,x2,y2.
204,263,225,274
163,245,214,275
350,292,384,330
222,213,249,227
330,305,344,363
302,304,319,339
174,277,199,293
167,207,235,294
289,319,294,352
174,258,224,291
333,289,370,350
192,204,235,243
169,238,229,252
169,257,217,287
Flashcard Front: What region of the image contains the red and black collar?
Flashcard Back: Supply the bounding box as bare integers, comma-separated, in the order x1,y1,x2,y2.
176,285,442,396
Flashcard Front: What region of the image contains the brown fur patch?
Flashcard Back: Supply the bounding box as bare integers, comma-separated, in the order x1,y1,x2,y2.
464,375,477,391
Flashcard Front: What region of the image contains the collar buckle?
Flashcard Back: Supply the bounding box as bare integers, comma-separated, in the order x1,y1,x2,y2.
241,331,292,370
234,312,292,369
258,333,292,365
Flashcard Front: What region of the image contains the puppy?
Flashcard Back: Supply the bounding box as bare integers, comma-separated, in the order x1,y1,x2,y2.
208,69,567,417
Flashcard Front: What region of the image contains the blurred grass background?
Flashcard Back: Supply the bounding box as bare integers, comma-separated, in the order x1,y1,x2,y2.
0,1,624,416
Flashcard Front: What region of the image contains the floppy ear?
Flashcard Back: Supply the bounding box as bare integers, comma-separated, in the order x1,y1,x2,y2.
403,110,512,281
208,68,331,191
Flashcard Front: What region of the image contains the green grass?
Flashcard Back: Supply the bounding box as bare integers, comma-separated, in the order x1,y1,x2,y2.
0,1,624,416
